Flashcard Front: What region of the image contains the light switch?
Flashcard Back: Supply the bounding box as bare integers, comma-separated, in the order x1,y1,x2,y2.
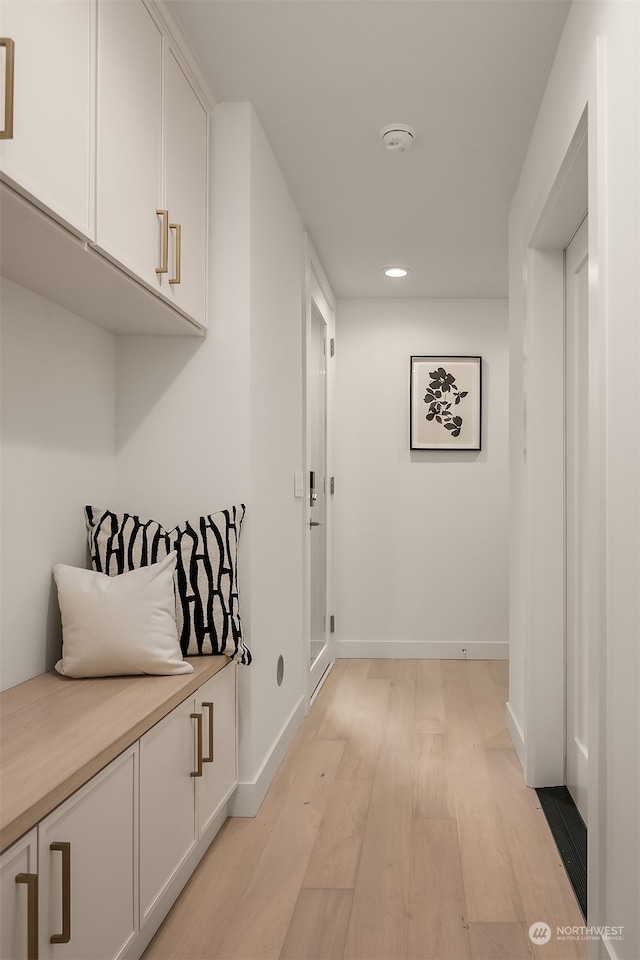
293,469,304,498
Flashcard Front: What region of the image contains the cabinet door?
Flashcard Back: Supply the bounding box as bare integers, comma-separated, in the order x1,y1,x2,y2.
0,0,93,236
139,697,197,929
0,829,38,960
197,665,237,836
38,747,137,960
95,0,162,289
163,48,208,325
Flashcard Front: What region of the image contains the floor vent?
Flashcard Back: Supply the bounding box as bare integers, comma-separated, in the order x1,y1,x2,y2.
536,785,587,921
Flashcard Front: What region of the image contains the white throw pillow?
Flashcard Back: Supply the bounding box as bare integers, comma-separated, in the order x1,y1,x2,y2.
54,552,193,678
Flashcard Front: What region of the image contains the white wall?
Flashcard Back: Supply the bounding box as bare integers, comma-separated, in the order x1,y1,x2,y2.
0,279,117,690
116,103,307,808
1,101,311,815
334,298,509,659
245,107,306,783
509,2,639,956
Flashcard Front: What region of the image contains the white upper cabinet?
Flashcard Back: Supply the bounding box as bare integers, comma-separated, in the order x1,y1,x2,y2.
163,49,208,324
0,0,94,236
95,0,163,290
94,0,208,328
0,0,210,335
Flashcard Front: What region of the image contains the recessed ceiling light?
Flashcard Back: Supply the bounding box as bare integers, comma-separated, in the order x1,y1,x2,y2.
383,266,409,278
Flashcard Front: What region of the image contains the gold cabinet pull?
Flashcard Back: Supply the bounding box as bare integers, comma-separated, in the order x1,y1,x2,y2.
169,222,181,284
190,712,203,777
15,872,38,960
202,701,214,763
156,209,169,274
0,38,15,140
49,842,71,944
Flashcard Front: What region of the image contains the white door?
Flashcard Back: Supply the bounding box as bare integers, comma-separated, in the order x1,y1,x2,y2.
308,304,330,693
565,215,589,821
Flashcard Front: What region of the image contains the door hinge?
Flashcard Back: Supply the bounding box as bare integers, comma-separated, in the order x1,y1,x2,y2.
329,615,335,633
330,476,335,495
330,337,335,357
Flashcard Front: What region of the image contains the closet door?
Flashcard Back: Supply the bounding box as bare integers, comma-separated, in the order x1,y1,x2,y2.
95,0,163,288
0,0,94,236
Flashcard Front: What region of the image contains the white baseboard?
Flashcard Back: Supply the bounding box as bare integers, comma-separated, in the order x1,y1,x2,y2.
506,700,526,769
229,694,307,817
336,639,508,660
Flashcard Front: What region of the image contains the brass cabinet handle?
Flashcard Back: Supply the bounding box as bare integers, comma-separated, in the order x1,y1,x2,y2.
49,842,71,944
156,209,169,274
202,701,214,763
0,38,15,140
190,712,203,777
169,222,181,284
15,872,38,960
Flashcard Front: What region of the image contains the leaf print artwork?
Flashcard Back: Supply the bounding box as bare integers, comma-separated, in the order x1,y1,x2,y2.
423,367,467,437
411,356,481,450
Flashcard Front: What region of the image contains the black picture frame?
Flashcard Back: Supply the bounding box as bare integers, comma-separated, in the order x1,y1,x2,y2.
410,356,482,450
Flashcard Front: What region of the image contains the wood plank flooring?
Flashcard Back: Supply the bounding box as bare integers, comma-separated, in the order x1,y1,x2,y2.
143,659,586,960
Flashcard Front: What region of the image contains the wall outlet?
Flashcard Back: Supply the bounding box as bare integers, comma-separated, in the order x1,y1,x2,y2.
293,469,304,498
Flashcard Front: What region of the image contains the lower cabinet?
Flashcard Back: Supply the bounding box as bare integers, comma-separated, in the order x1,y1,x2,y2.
196,665,237,837
39,748,137,960
0,829,38,960
0,662,237,960
139,662,237,930
139,698,196,928
0,747,136,960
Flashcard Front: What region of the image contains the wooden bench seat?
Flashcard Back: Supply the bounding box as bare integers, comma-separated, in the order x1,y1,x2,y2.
0,657,230,852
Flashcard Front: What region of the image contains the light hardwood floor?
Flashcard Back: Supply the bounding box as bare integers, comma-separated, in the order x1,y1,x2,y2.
143,659,586,960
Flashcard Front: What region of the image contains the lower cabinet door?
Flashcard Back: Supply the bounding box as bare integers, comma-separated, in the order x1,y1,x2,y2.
138,697,197,928
197,664,237,836
0,828,38,960
38,746,137,960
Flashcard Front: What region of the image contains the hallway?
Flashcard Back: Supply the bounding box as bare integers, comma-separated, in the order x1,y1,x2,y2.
144,659,585,960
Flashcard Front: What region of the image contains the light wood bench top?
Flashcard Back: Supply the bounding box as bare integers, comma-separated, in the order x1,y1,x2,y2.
0,657,232,852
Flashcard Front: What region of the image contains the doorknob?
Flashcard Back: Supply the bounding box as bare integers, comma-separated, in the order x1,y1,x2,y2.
309,521,322,527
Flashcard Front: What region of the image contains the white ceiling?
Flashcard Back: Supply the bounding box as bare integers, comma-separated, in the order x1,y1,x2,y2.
168,0,571,299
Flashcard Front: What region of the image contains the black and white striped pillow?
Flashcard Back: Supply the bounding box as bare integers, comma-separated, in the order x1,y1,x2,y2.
85,505,251,664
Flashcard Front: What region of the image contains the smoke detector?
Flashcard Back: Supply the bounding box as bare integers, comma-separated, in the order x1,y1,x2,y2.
379,124,416,153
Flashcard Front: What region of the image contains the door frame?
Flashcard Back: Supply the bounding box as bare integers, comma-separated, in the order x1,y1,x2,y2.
522,105,607,935
303,235,336,704
564,213,589,821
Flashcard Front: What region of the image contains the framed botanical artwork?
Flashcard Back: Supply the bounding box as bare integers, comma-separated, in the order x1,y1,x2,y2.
410,356,482,450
